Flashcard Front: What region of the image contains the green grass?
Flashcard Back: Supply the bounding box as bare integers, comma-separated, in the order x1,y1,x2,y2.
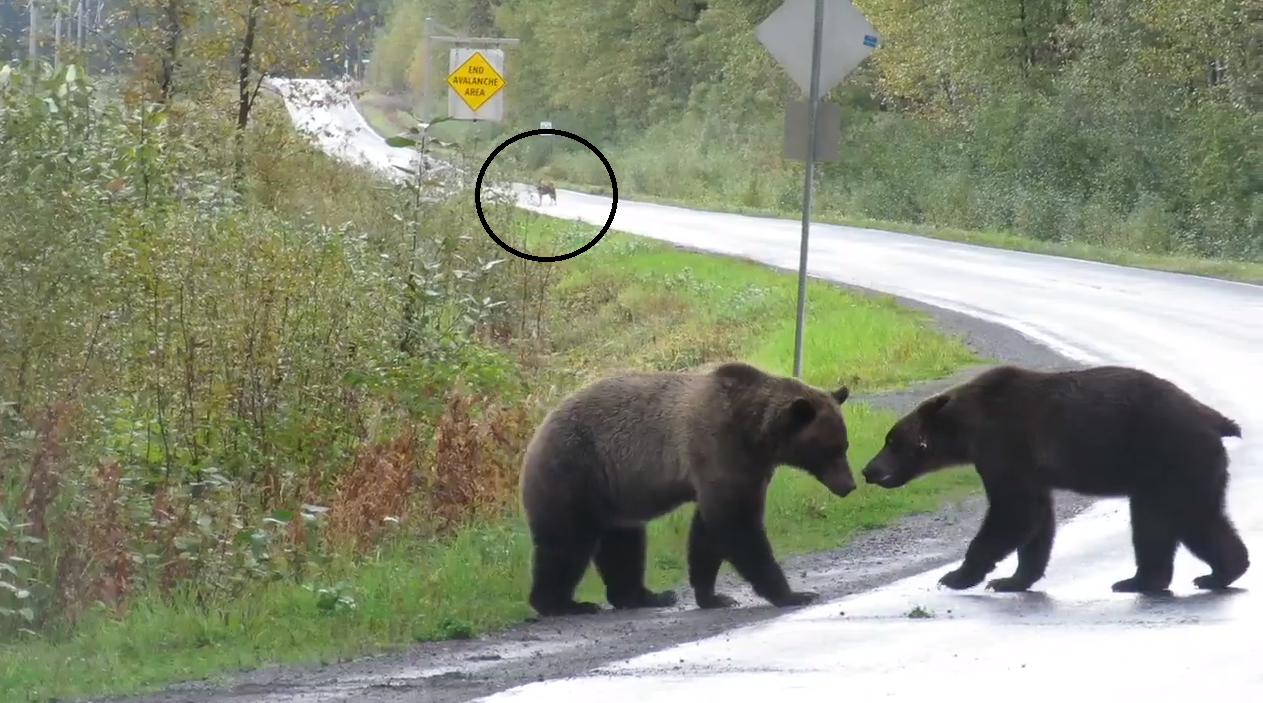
0,214,980,703
354,89,482,163
354,90,415,137
515,215,976,390
358,100,405,136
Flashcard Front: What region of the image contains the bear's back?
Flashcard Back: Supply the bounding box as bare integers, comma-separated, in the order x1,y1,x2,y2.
523,371,714,524
962,365,1232,494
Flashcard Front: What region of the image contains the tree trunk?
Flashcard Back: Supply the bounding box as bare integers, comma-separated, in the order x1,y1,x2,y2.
159,0,185,103
1018,0,1035,75
233,0,264,190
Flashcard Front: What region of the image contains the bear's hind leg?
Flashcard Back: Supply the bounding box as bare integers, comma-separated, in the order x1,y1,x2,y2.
595,525,678,609
987,492,1056,592
528,520,602,617
1181,509,1249,590
1173,458,1249,591
1111,495,1178,594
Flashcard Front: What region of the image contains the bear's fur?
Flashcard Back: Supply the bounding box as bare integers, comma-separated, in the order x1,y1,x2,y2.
861,364,1248,594
519,361,856,617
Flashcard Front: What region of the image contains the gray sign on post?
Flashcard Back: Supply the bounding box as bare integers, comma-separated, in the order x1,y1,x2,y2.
756,0,880,99
756,0,878,378
783,100,842,162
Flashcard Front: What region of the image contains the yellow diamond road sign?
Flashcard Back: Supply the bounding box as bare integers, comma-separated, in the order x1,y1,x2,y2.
446,51,505,112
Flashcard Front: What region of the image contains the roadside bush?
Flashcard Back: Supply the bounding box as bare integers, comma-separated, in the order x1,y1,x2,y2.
0,62,546,639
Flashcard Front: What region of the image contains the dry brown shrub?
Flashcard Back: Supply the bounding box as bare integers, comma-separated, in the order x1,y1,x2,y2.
425,389,533,534
80,460,133,613
146,485,193,595
12,404,79,626
33,455,135,625
283,468,330,548
18,403,75,543
325,425,425,552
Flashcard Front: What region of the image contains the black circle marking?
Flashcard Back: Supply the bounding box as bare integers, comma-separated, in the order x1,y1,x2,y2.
475,129,618,263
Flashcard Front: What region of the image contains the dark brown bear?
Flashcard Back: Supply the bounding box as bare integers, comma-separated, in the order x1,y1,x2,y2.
861,364,1248,594
519,361,856,617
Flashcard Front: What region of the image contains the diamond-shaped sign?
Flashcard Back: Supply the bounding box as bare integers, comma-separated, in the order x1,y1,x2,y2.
446,50,505,112
756,0,879,98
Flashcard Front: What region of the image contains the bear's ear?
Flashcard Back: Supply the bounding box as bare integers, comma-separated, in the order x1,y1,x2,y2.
831,386,850,405
786,397,818,432
712,361,766,388
919,393,953,421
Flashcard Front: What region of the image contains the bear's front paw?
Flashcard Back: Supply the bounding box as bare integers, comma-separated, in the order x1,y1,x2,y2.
938,566,986,590
1110,576,1171,594
985,576,1034,593
610,588,679,610
532,599,604,617
769,590,819,607
1192,573,1230,590
696,592,740,609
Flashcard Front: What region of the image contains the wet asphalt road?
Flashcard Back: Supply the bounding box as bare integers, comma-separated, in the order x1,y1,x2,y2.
101,80,1261,703
480,190,1262,700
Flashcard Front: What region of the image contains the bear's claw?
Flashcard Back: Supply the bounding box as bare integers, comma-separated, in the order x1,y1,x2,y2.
1192,573,1230,590
939,566,987,590
986,576,1034,592
696,593,740,609
769,590,819,608
1110,576,1172,594
611,589,679,609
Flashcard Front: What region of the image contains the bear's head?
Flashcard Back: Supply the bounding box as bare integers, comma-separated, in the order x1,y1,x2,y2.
861,392,972,489
712,361,856,497
769,383,856,498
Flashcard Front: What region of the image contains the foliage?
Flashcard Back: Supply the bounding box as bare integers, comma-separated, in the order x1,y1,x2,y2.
371,0,1260,261
0,4,984,698
1,210,981,703
1,0,383,80
0,56,534,640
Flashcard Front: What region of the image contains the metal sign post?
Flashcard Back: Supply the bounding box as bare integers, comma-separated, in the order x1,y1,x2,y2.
793,0,826,381
756,0,879,378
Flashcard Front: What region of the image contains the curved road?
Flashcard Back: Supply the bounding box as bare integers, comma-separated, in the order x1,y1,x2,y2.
272,79,1263,701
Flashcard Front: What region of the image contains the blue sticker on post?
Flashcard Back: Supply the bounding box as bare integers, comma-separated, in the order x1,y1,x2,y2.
863,34,878,48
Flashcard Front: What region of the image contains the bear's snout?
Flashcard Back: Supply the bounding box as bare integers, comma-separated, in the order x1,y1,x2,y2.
861,456,898,487
829,476,857,498
818,462,857,498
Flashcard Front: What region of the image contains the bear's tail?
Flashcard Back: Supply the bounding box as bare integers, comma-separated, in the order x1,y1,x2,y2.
1217,416,1243,438
1200,404,1242,438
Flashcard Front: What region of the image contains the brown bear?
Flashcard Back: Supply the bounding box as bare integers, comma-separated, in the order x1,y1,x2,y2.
860,364,1248,594
519,361,856,617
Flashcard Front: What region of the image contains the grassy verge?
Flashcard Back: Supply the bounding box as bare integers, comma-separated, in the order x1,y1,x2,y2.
1,214,979,702
354,89,416,138
351,90,1261,286
353,89,484,164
